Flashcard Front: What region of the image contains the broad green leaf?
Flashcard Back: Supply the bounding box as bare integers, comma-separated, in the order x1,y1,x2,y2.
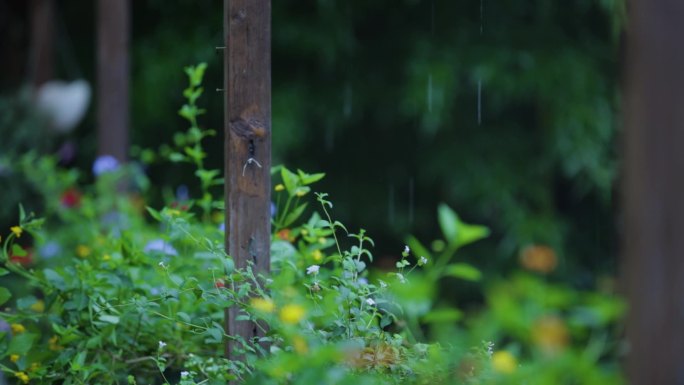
281,167,298,195
8,333,37,356
0,268,8,276
283,203,308,228
0,287,11,306
438,204,459,244
443,263,482,281
297,169,325,185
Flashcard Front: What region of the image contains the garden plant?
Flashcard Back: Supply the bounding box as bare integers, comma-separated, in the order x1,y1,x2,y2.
0,64,624,385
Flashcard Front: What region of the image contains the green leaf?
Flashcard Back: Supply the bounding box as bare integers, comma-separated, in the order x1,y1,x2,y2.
43,269,67,291
98,315,120,324
438,204,459,243
283,203,308,228
437,204,490,249
443,263,482,281
146,207,162,221
297,170,325,185
0,268,8,276
8,333,37,356
0,287,11,306
11,244,27,257
281,167,298,195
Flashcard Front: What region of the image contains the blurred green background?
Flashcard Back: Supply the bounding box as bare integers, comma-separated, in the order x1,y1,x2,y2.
0,0,624,284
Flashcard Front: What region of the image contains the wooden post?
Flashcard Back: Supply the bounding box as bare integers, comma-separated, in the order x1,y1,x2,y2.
224,0,272,359
29,0,55,87
623,1,684,384
97,0,130,162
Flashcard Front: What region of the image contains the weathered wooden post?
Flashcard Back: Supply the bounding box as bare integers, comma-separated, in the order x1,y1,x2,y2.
29,0,55,88
223,0,272,359
623,0,684,383
97,0,130,162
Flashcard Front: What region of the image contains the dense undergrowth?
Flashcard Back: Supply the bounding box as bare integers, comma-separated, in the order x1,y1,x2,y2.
0,64,624,385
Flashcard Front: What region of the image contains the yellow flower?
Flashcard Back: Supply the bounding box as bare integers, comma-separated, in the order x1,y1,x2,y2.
29,362,40,372
10,354,20,363
30,300,45,313
76,245,91,258
492,351,517,374
49,335,63,351
532,315,569,355
312,249,323,263
318,237,326,245
274,184,285,192
292,335,308,354
10,226,22,238
250,297,275,313
15,371,29,384
279,304,305,324
11,323,26,334
295,189,306,197
102,254,111,261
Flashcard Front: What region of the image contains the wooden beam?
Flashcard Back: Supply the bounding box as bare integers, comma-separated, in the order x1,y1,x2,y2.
623,0,684,383
97,0,129,162
223,0,272,359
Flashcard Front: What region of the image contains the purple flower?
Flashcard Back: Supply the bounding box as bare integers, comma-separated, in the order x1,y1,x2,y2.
39,241,62,259
93,155,120,176
219,223,225,232
144,239,178,256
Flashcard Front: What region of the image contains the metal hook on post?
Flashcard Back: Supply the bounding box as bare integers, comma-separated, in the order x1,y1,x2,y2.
242,157,262,176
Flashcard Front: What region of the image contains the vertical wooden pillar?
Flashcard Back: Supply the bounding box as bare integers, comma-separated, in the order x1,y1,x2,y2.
97,0,130,162
623,1,684,384
29,0,55,87
224,0,272,359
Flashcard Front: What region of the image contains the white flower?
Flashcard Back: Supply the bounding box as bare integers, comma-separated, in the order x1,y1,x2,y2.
158,341,167,349
396,273,407,284
419,256,428,266
306,265,320,275
158,261,166,268
180,371,190,378
365,298,376,306
403,245,410,254
379,280,388,288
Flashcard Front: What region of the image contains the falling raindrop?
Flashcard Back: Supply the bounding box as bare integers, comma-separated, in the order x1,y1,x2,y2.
408,178,415,226
477,78,482,125
427,74,433,113
480,0,484,35
343,82,353,118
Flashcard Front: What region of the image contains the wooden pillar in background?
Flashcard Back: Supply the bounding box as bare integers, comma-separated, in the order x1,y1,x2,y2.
29,0,55,87
623,1,684,384
223,0,272,359
97,0,129,162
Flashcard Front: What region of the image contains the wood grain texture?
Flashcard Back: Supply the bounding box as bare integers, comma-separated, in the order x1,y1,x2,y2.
623,1,684,383
223,0,271,360
97,0,129,162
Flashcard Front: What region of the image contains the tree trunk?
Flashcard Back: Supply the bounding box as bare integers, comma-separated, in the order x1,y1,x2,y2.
623,1,684,384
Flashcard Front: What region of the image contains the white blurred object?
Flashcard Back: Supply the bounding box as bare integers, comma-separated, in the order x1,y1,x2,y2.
35,79,91,133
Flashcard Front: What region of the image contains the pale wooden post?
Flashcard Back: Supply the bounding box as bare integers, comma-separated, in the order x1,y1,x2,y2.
223,0,272,359
623,0,684,383
97,0,130,162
